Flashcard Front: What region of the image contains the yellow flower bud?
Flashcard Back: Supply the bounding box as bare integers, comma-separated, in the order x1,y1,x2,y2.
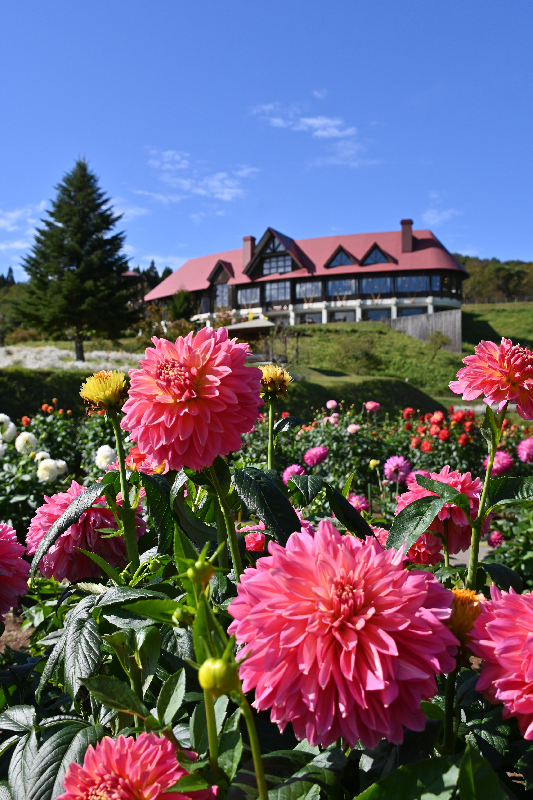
369,459,380,470
198,658,240,697
260,364,293,400
80,370,128,414
447,588,483,648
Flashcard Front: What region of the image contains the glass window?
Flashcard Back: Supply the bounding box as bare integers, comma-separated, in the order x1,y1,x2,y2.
330,310,355,322
431,275,441,292
215,284,229,309
329,250,353,267
360,277,392,295
398,307,426,317
298,313,322,324
363,308,391,321
237,287,260,306
295,281,322,300
264,281,291,302
200,296,209,314
395,275,429,293
326,278,356,297
263,254,292,275
442,275,458,294
264,238,285,253
361,247,389,265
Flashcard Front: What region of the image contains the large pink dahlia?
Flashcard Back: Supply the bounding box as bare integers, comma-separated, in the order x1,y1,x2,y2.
517,436,533,463
121,329,262,472
26,481,146,582
303,446,328,467
58,732,216,800
470,587,533,739
450,338,533,419
0,523,29,615
228,520,457,749
395,465,484,554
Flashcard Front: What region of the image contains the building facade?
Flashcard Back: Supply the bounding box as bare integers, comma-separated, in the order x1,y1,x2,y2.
144,220,466,326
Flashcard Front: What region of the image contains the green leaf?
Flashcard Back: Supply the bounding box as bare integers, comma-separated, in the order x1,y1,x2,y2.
386,496,447,552
24,723,86,800
0,781,12,800
30,483,105,579
75,548,124,584
102,630,133,674
51,724,106,799
8,731,38,800
273,416,306,437
157,669,186,728
481,562,523,593
135,625,161,693
218,708,242,782
211,456,231,495
193,594,227,663
233,467,301,545
173,524,198,605
415,475,472,518
342,471,355,499
325,485,375,539
457,743,505,799
189,696,228,757
0,706,36,733
82,676,149,718
464,706,510,770
480,405,501,456
172,486,218,546
355,753,461,799
486,476,533,512
0,737,22,760
287,475,324,506
139,473,174,553
95,586,168,607
124,598,180,625
268,748,346,800
62,596,101,699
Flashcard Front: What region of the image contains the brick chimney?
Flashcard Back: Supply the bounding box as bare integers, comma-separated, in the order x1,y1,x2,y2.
400,219,413,253
243,236,256,268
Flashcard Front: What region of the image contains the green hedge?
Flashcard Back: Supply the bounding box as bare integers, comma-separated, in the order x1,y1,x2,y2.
0,368,92,419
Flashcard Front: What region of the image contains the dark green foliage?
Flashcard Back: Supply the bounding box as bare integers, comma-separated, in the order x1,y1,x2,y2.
21,160,139,360
0,267,15,288
167,289,195,322
0,368,91,418
456,253,533,302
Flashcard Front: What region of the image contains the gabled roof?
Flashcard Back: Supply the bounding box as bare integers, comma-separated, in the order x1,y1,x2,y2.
144,226,467,302
359,242,398,266
207,259,234,282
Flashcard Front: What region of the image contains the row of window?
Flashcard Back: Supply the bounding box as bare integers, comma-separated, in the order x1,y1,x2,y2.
260,243,390,276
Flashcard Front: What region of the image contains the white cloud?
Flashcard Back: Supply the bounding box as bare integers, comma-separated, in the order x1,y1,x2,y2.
313,89,327,99
312,140,378,168
113,198,149,222
0,201,46,233
147,149,190,171
251,103,356,138
422,208,461,226
0,239,31,252
141,254,188,272
133,190,184,204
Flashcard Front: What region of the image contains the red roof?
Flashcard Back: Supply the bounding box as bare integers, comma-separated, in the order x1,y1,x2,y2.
144,227,465,302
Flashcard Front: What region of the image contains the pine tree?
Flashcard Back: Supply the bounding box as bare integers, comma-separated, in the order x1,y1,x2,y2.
21,160,139,361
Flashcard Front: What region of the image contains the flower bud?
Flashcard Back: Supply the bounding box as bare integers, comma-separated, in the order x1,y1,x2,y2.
447,588,483,648
187,560,214,586
198,657,240,697
369,459,380,471
171,606,195,628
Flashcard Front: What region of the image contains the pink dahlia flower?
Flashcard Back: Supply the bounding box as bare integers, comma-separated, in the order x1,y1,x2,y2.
484,450,513,476
121,328,262,472
405,469,431,488
450,337,533,419
58,732,216,800
372,525,443,567
326,399,338,410
470,586,533,739
26,480,146,582
228,520,457,749
365,401,380,413
282,464,306,485
383,455,411,483
395,465,483,554
518,436,533,463
0,523,29,615
348,493,369,512
487,529,504,548
303,446,328,467
295,508,316,536
347,423,360,434
239,521,266,552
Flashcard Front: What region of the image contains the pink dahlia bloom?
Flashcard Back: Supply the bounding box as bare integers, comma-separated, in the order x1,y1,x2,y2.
348,493,369,512
484,450,514,476
326,399,338,410
365,401,380,413
450,337,533,419
347,423,360,434
372,526,443,567
395,465,483,554
228,520,457,749
121,328,262,472
239,521,266,552
470,586,533,739
26,480,146,582
283,464,305,485
295,508,316,536
518,436,533,463
487,530,504,548
58,732,216,800
383,455,411,483
405,469,431,488
0,523,29,615
303,446,328,467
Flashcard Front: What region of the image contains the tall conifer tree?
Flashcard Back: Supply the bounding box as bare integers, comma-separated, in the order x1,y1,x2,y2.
22,160,139,361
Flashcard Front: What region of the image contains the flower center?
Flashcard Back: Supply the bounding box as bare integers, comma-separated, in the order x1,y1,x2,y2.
330,576,363,620
155,358,198,399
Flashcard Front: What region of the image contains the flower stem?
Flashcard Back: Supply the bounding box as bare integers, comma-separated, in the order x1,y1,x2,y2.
209,464,243,581
443,520,450,568
239,691,268,800
267,401,275,471
443,667,458,754
204,689,219,773
108,410,139,572
213,498,229,569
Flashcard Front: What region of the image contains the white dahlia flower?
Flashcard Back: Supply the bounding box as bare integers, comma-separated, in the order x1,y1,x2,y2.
15,432,38,454
95,444,117,470
0,414,11,425
37,458,59,483
34,451,51,461
56,459,67,475
2,422,17,442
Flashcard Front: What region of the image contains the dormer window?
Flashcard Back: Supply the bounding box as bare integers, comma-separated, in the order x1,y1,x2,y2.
328,249,354,267
261,236,293,275
361,246,389,266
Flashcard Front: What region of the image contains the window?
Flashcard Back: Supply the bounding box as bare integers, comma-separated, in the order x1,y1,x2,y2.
264,281,291,302
361,247,389,266
298,312,322,324
360,277,392,295
443,275,459,294
363,308,391,321
263,254,292,275
395,276,429,293
199,296,209,314
431,275,441,292
326,278,357,297
329,250,353,267
264,238,285,253
398,307,426,317
215,284,229,309
330,310,355,322
295,281,322,300
237,287,260,306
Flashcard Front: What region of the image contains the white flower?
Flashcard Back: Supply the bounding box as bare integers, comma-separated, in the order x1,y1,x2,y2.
0,442,7,458
0,413,11,425
37,458,59,483
34,451,50,461
2,422,17,442
56,459,67,475
95,444,117,470
15,432,38,454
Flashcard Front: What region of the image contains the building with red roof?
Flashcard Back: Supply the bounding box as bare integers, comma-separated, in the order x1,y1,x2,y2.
144,220,466,326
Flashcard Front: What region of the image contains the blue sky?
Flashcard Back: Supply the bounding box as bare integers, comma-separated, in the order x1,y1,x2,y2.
0,1,532,280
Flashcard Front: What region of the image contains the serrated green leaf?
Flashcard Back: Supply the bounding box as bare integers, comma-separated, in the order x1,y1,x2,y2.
233,468,301,545
355,752,461,799
0,706,36,733
219,708,242,782
457,742,505,799
172,485,218,546
273,416,306,437
95,586,168,607
139,473,174,553
51,724,106,799
157,669,186,728
486,476,533,513
415,475,472,518
325,485,376,539
8,731,38,800
62,596,101,699
82,676,149,718
0,781,12,800
386,496,446,552
124,598,180,625
287,475,324,506
25,723,86,800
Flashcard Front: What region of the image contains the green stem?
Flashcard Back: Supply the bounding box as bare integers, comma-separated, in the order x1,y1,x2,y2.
443,519,450,568
213,498,229,569
209,464,243,581
267,401,275,471
443,667,458,754
204,689,219,773
239,691,269,800
108,410,139,572
128,657,144,704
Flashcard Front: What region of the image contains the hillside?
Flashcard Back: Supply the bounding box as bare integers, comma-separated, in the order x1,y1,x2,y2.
455,254,533,302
